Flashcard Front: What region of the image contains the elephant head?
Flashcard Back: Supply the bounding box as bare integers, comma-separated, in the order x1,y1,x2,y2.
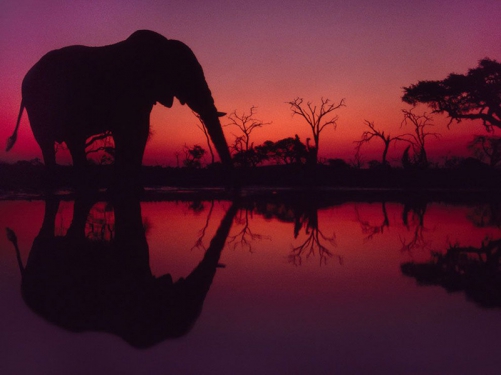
125,30,232,167
6,197,238,348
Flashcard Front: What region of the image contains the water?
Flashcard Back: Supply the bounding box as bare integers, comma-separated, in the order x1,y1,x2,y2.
1,194,500,374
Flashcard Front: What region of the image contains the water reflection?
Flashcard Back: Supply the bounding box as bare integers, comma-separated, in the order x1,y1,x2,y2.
6,196,237,348
252,197,339,265
402,201,501,309
4,192,501,359
402,238,501,308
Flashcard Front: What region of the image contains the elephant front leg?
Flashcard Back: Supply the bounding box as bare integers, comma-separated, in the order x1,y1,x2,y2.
66,138,95,192
112,116,149,194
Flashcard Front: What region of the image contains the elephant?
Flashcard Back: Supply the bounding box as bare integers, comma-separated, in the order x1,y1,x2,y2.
6,30,232,188
6,197,238,348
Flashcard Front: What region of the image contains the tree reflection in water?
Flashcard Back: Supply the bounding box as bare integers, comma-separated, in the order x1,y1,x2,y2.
402,201,501,308
354,201,390,242
400,200,432,252
6,197,237,348
253,196,340,266
227,201,271,252
7,191,501,354
402,237,501,308
354,199,432,252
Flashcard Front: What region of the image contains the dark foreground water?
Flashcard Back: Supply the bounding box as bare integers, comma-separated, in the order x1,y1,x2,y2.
1,192,500,374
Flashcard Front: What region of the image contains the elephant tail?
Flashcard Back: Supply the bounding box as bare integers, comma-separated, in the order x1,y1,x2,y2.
6,99,24,152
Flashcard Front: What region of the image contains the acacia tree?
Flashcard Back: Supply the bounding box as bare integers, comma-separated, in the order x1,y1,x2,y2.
225,106,270,167
401,110,440,168
468,135,501,167
402,58,501,131
354,120,406,165
287,97,345,165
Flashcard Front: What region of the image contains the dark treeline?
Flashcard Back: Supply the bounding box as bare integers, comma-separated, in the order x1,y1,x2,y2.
2,158,501,192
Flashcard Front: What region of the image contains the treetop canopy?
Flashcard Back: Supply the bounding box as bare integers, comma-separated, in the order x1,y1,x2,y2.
402,58,501,130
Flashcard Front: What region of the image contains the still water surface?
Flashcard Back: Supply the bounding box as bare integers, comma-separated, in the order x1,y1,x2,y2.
1,194,500,374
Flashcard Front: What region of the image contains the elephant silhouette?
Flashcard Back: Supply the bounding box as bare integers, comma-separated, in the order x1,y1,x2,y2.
6,30,232,189
6,197,237,348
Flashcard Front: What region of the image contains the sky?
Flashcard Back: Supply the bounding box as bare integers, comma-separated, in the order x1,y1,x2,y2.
1,0,500,166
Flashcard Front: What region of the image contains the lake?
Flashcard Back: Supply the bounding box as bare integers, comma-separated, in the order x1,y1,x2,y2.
1,190,500,374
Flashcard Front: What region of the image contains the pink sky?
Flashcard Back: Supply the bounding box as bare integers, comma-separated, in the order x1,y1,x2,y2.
1,0,500,166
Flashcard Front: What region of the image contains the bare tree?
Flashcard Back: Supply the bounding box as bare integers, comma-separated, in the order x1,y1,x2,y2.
287,97,345,165
401,110,440,168
225,106,271,167
355,120,406,165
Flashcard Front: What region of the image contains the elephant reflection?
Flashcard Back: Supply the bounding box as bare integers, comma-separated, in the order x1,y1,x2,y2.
7,198,237,348
6,30,231,187
401,239,501,308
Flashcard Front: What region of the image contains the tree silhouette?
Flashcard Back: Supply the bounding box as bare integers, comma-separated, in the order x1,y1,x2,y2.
354,120,406,165
400,110,440,168
183,144,206,169
287,97,345,165
255,136,308,165
402,58,501,130
225,106,271,167
468,135,501,167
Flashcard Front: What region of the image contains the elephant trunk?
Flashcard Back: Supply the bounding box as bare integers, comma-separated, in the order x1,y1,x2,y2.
200,111,232,167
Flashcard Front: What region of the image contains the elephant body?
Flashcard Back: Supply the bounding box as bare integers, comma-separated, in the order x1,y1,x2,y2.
8,30,231,187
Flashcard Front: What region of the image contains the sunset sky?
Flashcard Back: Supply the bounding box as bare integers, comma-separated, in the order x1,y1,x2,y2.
1,0,500,166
